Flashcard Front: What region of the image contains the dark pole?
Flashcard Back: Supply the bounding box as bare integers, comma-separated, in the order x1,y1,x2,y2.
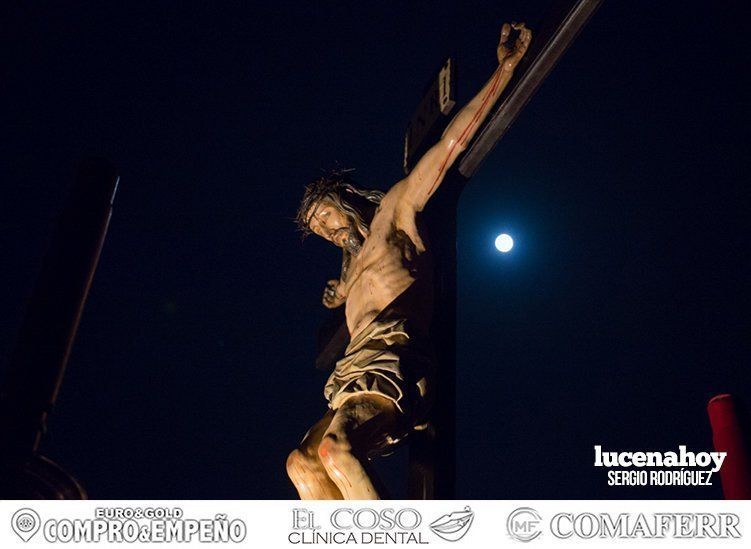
0,158,118,497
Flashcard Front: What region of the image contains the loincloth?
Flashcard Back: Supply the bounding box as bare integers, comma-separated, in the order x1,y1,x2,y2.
323,315,434,431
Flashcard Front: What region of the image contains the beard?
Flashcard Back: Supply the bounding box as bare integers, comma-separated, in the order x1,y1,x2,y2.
332,225,363,256
342,230,363,256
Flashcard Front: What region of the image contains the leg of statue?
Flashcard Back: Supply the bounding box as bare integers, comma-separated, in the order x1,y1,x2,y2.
286,409,344,500
318,393,403,500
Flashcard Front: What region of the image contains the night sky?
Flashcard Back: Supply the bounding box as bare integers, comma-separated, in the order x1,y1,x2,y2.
2,1,749,499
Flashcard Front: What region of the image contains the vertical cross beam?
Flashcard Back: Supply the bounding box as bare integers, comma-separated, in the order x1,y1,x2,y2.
407,178,464,499
402,57,460,499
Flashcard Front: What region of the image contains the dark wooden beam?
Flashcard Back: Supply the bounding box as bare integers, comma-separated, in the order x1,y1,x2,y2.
459,0,603,178
0,158,118,499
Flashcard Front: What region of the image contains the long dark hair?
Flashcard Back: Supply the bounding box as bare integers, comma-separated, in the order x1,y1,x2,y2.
295,169,385,280
295,169,384,239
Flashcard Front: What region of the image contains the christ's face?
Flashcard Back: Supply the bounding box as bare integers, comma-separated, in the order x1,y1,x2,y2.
306,198,363,254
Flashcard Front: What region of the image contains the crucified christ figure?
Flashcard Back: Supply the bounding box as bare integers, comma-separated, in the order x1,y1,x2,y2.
287,22,531,499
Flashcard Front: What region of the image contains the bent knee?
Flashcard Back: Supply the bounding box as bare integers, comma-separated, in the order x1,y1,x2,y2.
317,435,352,467
286,449,308,479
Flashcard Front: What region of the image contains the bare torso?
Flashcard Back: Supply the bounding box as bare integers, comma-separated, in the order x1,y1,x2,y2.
339,182,432,339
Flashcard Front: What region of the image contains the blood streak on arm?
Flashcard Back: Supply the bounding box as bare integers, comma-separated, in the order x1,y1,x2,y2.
426,68,505,197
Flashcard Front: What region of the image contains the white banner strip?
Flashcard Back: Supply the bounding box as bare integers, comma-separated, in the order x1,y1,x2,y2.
2,500,749,548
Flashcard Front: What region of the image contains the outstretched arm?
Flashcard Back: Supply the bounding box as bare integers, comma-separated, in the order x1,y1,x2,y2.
401,23,531,212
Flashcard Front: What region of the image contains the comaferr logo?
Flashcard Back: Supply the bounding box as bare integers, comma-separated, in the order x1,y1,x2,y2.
506,507,542,542
551,512,741,539
429,506,475,542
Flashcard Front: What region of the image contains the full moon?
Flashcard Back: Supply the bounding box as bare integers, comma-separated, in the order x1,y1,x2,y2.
495,233,514,253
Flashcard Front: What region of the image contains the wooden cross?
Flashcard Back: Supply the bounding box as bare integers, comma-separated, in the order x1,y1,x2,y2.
319,0,602,499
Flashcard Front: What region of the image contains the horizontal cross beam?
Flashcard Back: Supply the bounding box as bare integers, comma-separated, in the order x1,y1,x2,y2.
459,0,603,178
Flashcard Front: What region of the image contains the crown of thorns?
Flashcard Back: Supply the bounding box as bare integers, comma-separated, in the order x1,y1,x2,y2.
294,169,384,238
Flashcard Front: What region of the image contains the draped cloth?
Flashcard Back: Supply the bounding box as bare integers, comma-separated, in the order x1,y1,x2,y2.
323,310,435,448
